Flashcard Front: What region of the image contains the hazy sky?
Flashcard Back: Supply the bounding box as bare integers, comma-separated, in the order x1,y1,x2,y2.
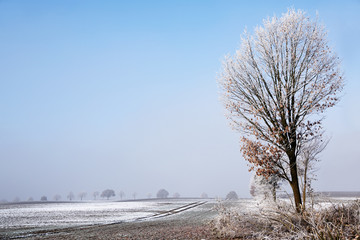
1,0,359,201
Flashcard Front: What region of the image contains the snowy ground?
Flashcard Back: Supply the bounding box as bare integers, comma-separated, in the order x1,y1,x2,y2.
0,198,213,237
1,197,356,239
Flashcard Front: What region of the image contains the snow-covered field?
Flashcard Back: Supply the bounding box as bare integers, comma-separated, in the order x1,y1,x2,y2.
1,197,356,239
0,199,207,230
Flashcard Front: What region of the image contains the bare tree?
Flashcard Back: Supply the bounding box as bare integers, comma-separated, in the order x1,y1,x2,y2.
101,189,115,200
156,189,169,198
219,9,343,212
67,191,75,201
53,194,61,201
93,191,99,200
119,191,125,200
132,192,137,200
173,192,180,198
78,192,87,201
40,196,47,201
147,193,152,199
27,197,34,202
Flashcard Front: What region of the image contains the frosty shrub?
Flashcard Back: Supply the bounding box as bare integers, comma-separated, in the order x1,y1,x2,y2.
209,201,244,238
210,199,360,239
261,199,360,239
299,200,360,239
209,201,268,239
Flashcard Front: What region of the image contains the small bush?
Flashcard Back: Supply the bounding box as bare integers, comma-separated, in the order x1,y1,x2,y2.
302,200,360,239
209,202,243,238
209,201,266,239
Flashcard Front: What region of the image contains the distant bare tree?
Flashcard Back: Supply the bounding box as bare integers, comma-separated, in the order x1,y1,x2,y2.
28,197,34,202
101,189,115,200
119,191,125,200
0,199,8,203
201,193,209,199
40,196,47,201
78,192,87,201
226,191,239,201
93,191,99,200
53,194,61,201
147,193,152,199
132,192,137,200
156,189,169,198
173,192,180,198
13,197,20,202
67,191,75,201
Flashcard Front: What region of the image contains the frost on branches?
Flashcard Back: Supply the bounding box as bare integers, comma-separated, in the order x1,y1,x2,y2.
219,9,343,213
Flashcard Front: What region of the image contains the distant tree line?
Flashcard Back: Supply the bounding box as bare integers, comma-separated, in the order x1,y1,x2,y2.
2,189,245,203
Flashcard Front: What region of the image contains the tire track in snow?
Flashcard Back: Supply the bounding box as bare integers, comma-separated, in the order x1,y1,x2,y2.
135,201,207,221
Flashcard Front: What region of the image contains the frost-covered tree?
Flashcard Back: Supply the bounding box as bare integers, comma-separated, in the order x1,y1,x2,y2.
53,194,61,201
156,189,169,198
201,193,209,198
226,191,239,200
93,191,99,200
250,174,280,202
119,191,125,200
78,192,87,201
298,136,328,209
67,191,75,201
132,192,137,200
101,189,115,200
219,9,343,212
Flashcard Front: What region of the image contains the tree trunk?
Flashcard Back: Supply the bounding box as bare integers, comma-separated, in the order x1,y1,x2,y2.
302,162,308,211
272,184,277,202
289,152,302,213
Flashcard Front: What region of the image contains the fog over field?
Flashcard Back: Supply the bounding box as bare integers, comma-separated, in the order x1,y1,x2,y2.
0,0,359,202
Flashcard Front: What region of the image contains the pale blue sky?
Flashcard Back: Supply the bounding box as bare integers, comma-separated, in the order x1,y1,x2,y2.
0,0,359,201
